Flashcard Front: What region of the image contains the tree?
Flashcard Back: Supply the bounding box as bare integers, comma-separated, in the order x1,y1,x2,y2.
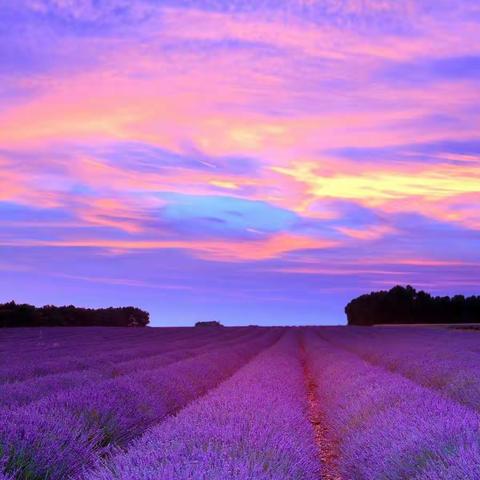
345,286,480,326
0,302,150,328
195,321,224,327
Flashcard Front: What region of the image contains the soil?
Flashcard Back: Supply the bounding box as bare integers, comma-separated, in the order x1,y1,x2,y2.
300,338,342,480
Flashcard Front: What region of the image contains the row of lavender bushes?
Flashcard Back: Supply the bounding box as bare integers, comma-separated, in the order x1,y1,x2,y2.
0,327,235,383
304,332,480,479
0,328,260,407
0,330,280,479
84,332,320,480
319,326,480,410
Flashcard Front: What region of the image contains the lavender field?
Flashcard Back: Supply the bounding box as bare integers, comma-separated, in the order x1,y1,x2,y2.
1,326,480,479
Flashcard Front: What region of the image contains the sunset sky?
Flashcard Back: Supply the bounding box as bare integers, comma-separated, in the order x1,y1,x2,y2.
1,0,479,325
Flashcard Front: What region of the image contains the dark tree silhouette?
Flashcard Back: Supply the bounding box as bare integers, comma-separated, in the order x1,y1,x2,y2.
0,301,149,327
195,321,224,327
345,285,480,325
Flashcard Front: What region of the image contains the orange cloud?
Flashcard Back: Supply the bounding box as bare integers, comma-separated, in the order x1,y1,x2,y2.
0,233,338,262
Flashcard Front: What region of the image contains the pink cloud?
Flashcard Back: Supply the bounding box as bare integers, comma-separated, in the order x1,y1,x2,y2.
0,233,339,262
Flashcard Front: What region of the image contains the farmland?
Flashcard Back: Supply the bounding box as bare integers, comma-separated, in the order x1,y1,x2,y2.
1,326,480,479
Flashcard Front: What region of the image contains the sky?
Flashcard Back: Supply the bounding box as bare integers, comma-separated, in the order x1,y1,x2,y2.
1,0,479,326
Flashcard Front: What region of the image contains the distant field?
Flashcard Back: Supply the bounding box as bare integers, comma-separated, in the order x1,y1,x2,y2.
1,326,480,479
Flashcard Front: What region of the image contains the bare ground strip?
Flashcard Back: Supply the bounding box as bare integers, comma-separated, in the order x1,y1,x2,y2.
300,336,342,480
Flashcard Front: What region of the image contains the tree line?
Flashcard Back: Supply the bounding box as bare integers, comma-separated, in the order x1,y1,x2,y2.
0,301,150,327
345,285,480,326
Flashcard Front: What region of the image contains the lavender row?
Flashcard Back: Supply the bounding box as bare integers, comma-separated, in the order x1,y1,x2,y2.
85,332,319,480
0,330,279,480
319,327,480,410
0,328,189,383
107,327,258,377
0,327,243,384
0,326,187,350
304,333,480,479
0,328,266,407
0,327,182,360
0,327,232,373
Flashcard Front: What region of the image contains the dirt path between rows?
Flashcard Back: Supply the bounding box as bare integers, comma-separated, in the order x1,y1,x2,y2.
300,337,342,480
